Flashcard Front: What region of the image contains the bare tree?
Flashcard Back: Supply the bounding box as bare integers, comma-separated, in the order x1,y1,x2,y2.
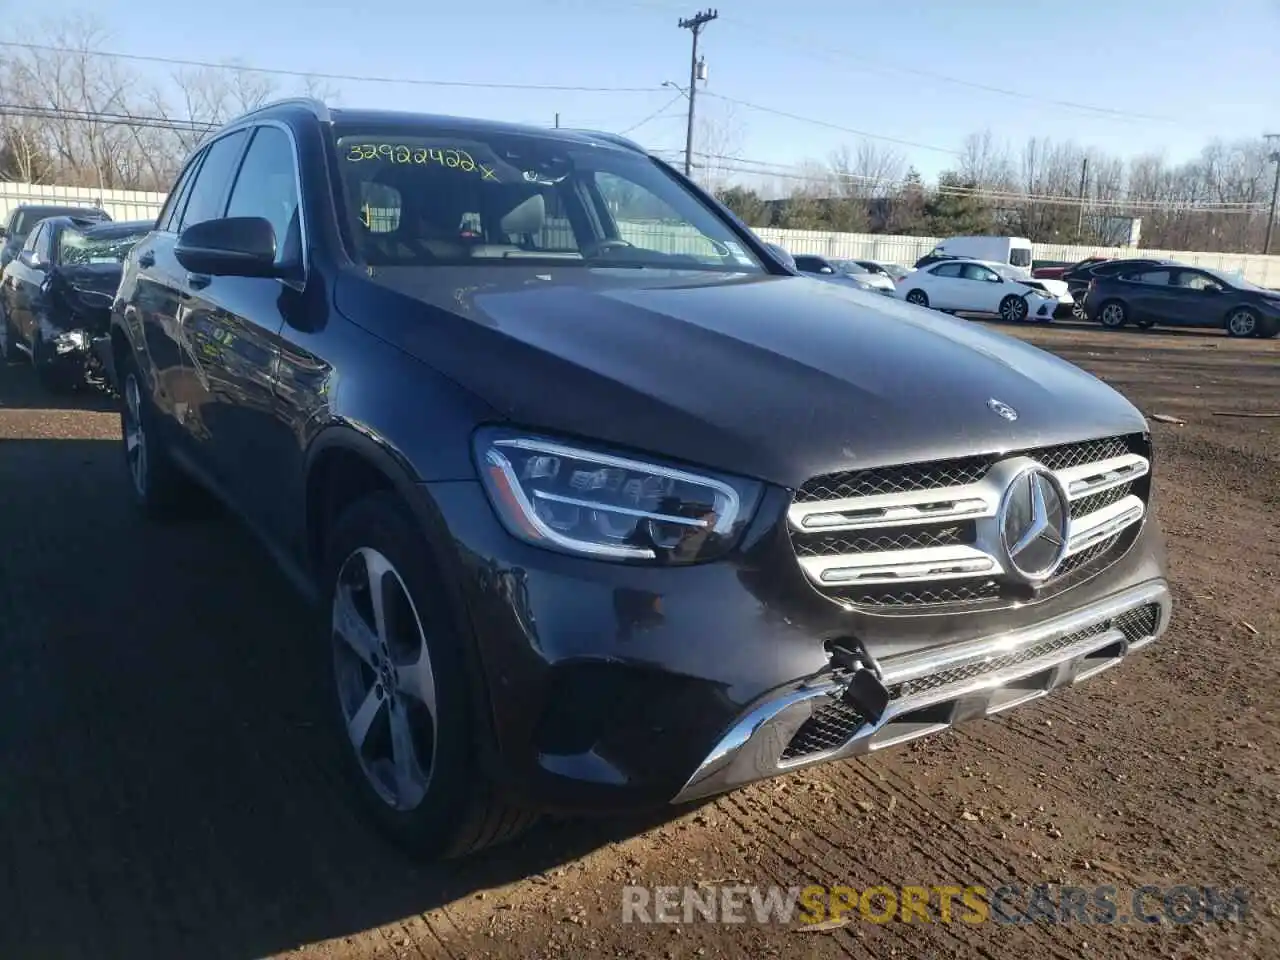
693,101,744,194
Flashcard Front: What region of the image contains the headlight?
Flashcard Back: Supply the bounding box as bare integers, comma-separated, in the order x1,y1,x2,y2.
474,428,763,563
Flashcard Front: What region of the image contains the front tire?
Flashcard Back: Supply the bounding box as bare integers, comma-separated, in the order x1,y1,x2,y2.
1098,300,1128,329
999,294,1029,323
33,334,81,393
322,492,536,860
1225,308,1260,338
905,289,929,307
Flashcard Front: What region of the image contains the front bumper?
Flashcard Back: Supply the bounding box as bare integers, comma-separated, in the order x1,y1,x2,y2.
673,578,1169,803
426,480,1170,813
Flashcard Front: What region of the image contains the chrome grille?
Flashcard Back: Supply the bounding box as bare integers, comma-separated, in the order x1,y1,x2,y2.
790,435,1150,612
778,600,1164,763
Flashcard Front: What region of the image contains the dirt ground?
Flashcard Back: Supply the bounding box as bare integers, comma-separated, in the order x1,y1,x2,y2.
0,321,1276,960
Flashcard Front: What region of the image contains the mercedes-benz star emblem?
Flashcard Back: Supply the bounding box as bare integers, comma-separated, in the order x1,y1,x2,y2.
999,467,1069,583
987,398,1019,421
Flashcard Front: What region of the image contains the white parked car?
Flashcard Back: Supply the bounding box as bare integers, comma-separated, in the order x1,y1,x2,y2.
895,258,1068,322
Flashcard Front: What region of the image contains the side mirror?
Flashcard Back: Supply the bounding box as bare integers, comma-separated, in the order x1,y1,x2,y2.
19,250,46,270
819,266,834,274
175,216,280,278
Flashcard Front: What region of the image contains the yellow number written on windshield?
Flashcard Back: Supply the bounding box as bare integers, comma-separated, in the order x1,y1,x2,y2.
344,143,498,180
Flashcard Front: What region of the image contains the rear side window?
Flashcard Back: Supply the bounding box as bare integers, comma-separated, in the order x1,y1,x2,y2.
1126,270,1172,285
1009,247,1031,267
180,130,250,230
159,155,203,233
932,262,963,278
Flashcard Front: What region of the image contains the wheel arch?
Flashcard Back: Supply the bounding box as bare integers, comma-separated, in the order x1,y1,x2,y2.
303,423,505,781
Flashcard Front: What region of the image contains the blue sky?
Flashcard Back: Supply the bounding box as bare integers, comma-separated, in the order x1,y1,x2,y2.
16,0,1280,184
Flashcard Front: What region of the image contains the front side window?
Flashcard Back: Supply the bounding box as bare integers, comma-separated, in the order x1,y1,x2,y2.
332,128,763,272
225,126,302,264
22,223,44,254
58,227,150,266
1009,247,1032,267
1176,271,1224,291
961,263,998,282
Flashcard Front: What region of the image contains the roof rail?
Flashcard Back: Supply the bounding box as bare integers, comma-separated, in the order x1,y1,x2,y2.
228,97,332,126
562,129,647,154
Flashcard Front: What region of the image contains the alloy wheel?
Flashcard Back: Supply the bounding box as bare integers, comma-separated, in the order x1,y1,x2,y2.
123,374,148,497
1100,303,1126,328
1227,310,1257,337
332,546,438,811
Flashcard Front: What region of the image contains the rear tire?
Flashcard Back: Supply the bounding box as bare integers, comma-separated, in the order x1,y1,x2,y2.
905,289,929,307
117,350,197,520
1098,300,1128,329
0,301,21,364
322,491,537,860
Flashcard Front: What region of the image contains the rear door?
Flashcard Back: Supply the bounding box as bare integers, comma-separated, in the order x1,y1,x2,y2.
134,130,250,463
1118,268,1175,324
925,261,965,308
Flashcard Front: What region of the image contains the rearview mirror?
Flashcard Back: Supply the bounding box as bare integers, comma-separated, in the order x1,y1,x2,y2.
175,216,280,278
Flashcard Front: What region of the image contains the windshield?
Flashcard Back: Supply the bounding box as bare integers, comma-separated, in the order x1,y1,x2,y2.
833,260,870,276
1199,267,1264,291
58,227,147,266
990,263,1028,281
332,127,764,273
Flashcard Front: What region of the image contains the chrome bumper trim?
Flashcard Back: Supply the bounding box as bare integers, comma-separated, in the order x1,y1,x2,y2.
671,579,1170,805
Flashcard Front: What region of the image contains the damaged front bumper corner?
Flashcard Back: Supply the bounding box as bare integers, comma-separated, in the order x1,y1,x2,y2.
672,579,1171,805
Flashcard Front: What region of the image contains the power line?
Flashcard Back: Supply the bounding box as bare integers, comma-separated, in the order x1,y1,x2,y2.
602,0,1178,123
694,152,1268,213
0,40,667,94
0,102,216,134
617,94,687,135
700,92,962,156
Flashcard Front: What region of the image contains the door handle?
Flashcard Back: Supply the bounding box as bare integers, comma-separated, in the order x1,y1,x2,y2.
187,273,211,291
138,250,156,268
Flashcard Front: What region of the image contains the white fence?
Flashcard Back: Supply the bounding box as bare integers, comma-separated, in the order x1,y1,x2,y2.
0,182,166,225
5,180,1279,286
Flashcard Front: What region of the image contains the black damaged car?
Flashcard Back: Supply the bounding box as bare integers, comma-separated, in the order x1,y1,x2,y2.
0,217,152,389
105,100,1172,859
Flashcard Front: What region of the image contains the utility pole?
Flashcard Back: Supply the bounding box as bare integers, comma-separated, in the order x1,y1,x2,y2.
678,8,717,177
1074,155,1089,241
1264,134,1280,255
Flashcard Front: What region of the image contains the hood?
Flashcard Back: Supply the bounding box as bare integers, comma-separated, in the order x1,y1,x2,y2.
1020,277,1069,298
336,266,1147,487
59,264,123,299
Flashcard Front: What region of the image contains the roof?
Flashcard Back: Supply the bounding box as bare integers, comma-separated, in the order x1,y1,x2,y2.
218,99,648,155
79,220,152,238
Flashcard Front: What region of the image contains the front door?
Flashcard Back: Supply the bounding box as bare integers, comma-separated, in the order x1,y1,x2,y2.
173,123,305,540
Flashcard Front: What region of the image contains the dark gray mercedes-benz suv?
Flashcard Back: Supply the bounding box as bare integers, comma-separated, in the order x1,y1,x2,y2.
106,99,1170,859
